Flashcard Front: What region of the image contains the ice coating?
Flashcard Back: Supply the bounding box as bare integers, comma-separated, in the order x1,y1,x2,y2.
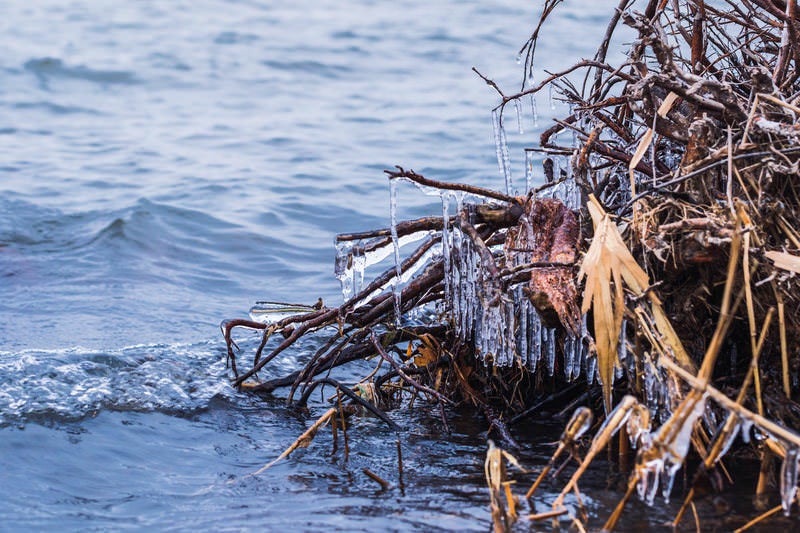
249,302,316,325
782,446,799,515
635,394,708,505
334,230,437,306
626,403,651,449
709,416,741,463
661,395,708,502
562,406,593,443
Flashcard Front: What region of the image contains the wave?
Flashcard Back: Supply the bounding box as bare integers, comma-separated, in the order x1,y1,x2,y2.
0,341,234,426
0,195,339,352
0,197,314,293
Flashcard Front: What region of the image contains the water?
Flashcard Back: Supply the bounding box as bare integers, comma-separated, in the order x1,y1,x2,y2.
0,1,759,531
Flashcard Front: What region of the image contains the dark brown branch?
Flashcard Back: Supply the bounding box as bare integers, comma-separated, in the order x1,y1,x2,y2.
472,66,506,99
336,216,447,242
385,166,518,204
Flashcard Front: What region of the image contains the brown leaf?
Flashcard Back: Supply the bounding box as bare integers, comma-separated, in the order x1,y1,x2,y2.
504,198,581,334
413,333,440,367
578,196,693,411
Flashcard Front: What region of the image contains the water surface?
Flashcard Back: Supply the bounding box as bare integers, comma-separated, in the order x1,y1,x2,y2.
0,1,742,530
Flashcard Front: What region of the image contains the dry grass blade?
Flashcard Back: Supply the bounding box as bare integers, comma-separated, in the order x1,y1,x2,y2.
732,504,784,533
660,357,800,449
246,407,337,478
579,196,694,410
778,293,790,397
579,197,644,411
362,467,391,490
526,407,592,500
553,395,637,509
485,440,524,533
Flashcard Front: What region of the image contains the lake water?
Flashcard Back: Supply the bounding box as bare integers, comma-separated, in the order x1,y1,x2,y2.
0,1,761,531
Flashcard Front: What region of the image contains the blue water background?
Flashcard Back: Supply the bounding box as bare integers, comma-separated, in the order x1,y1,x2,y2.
0,2,697,531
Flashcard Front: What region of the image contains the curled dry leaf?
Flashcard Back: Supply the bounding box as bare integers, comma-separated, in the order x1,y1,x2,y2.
578,196,694,412
413,333,441,367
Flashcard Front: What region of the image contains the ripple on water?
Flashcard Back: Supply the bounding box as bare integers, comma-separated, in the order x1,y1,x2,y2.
23,57,140,86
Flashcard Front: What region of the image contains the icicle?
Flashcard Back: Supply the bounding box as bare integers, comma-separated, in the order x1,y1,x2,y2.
616,319,627,385
389,179,402,324
518,288,528,366
451,226,463,335
640,459,663,505
567,333,583,382
514,99,524,134
334,241,354,301
781,446,799,515
548,83,556,110
545,328,556,376
500,119,513,195
643,359,659,412
586,354,597,385
569,103,577,148
530,93,538,128
441,193,451,307
740,418,754,444
661,395,708,503
710,417,741,464
524,150,535,195
491,109,513,195
578,314,588,380
351,243,366,296
505,299,515,366
528,309,542,372
563,335,575,382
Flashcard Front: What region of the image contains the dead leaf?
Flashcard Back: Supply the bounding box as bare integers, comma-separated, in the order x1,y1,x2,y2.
413,333,440,367
579,196,693,412
766,250,800,274
505,198,581,334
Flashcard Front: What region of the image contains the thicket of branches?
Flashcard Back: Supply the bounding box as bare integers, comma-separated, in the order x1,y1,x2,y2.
222,1,800,530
